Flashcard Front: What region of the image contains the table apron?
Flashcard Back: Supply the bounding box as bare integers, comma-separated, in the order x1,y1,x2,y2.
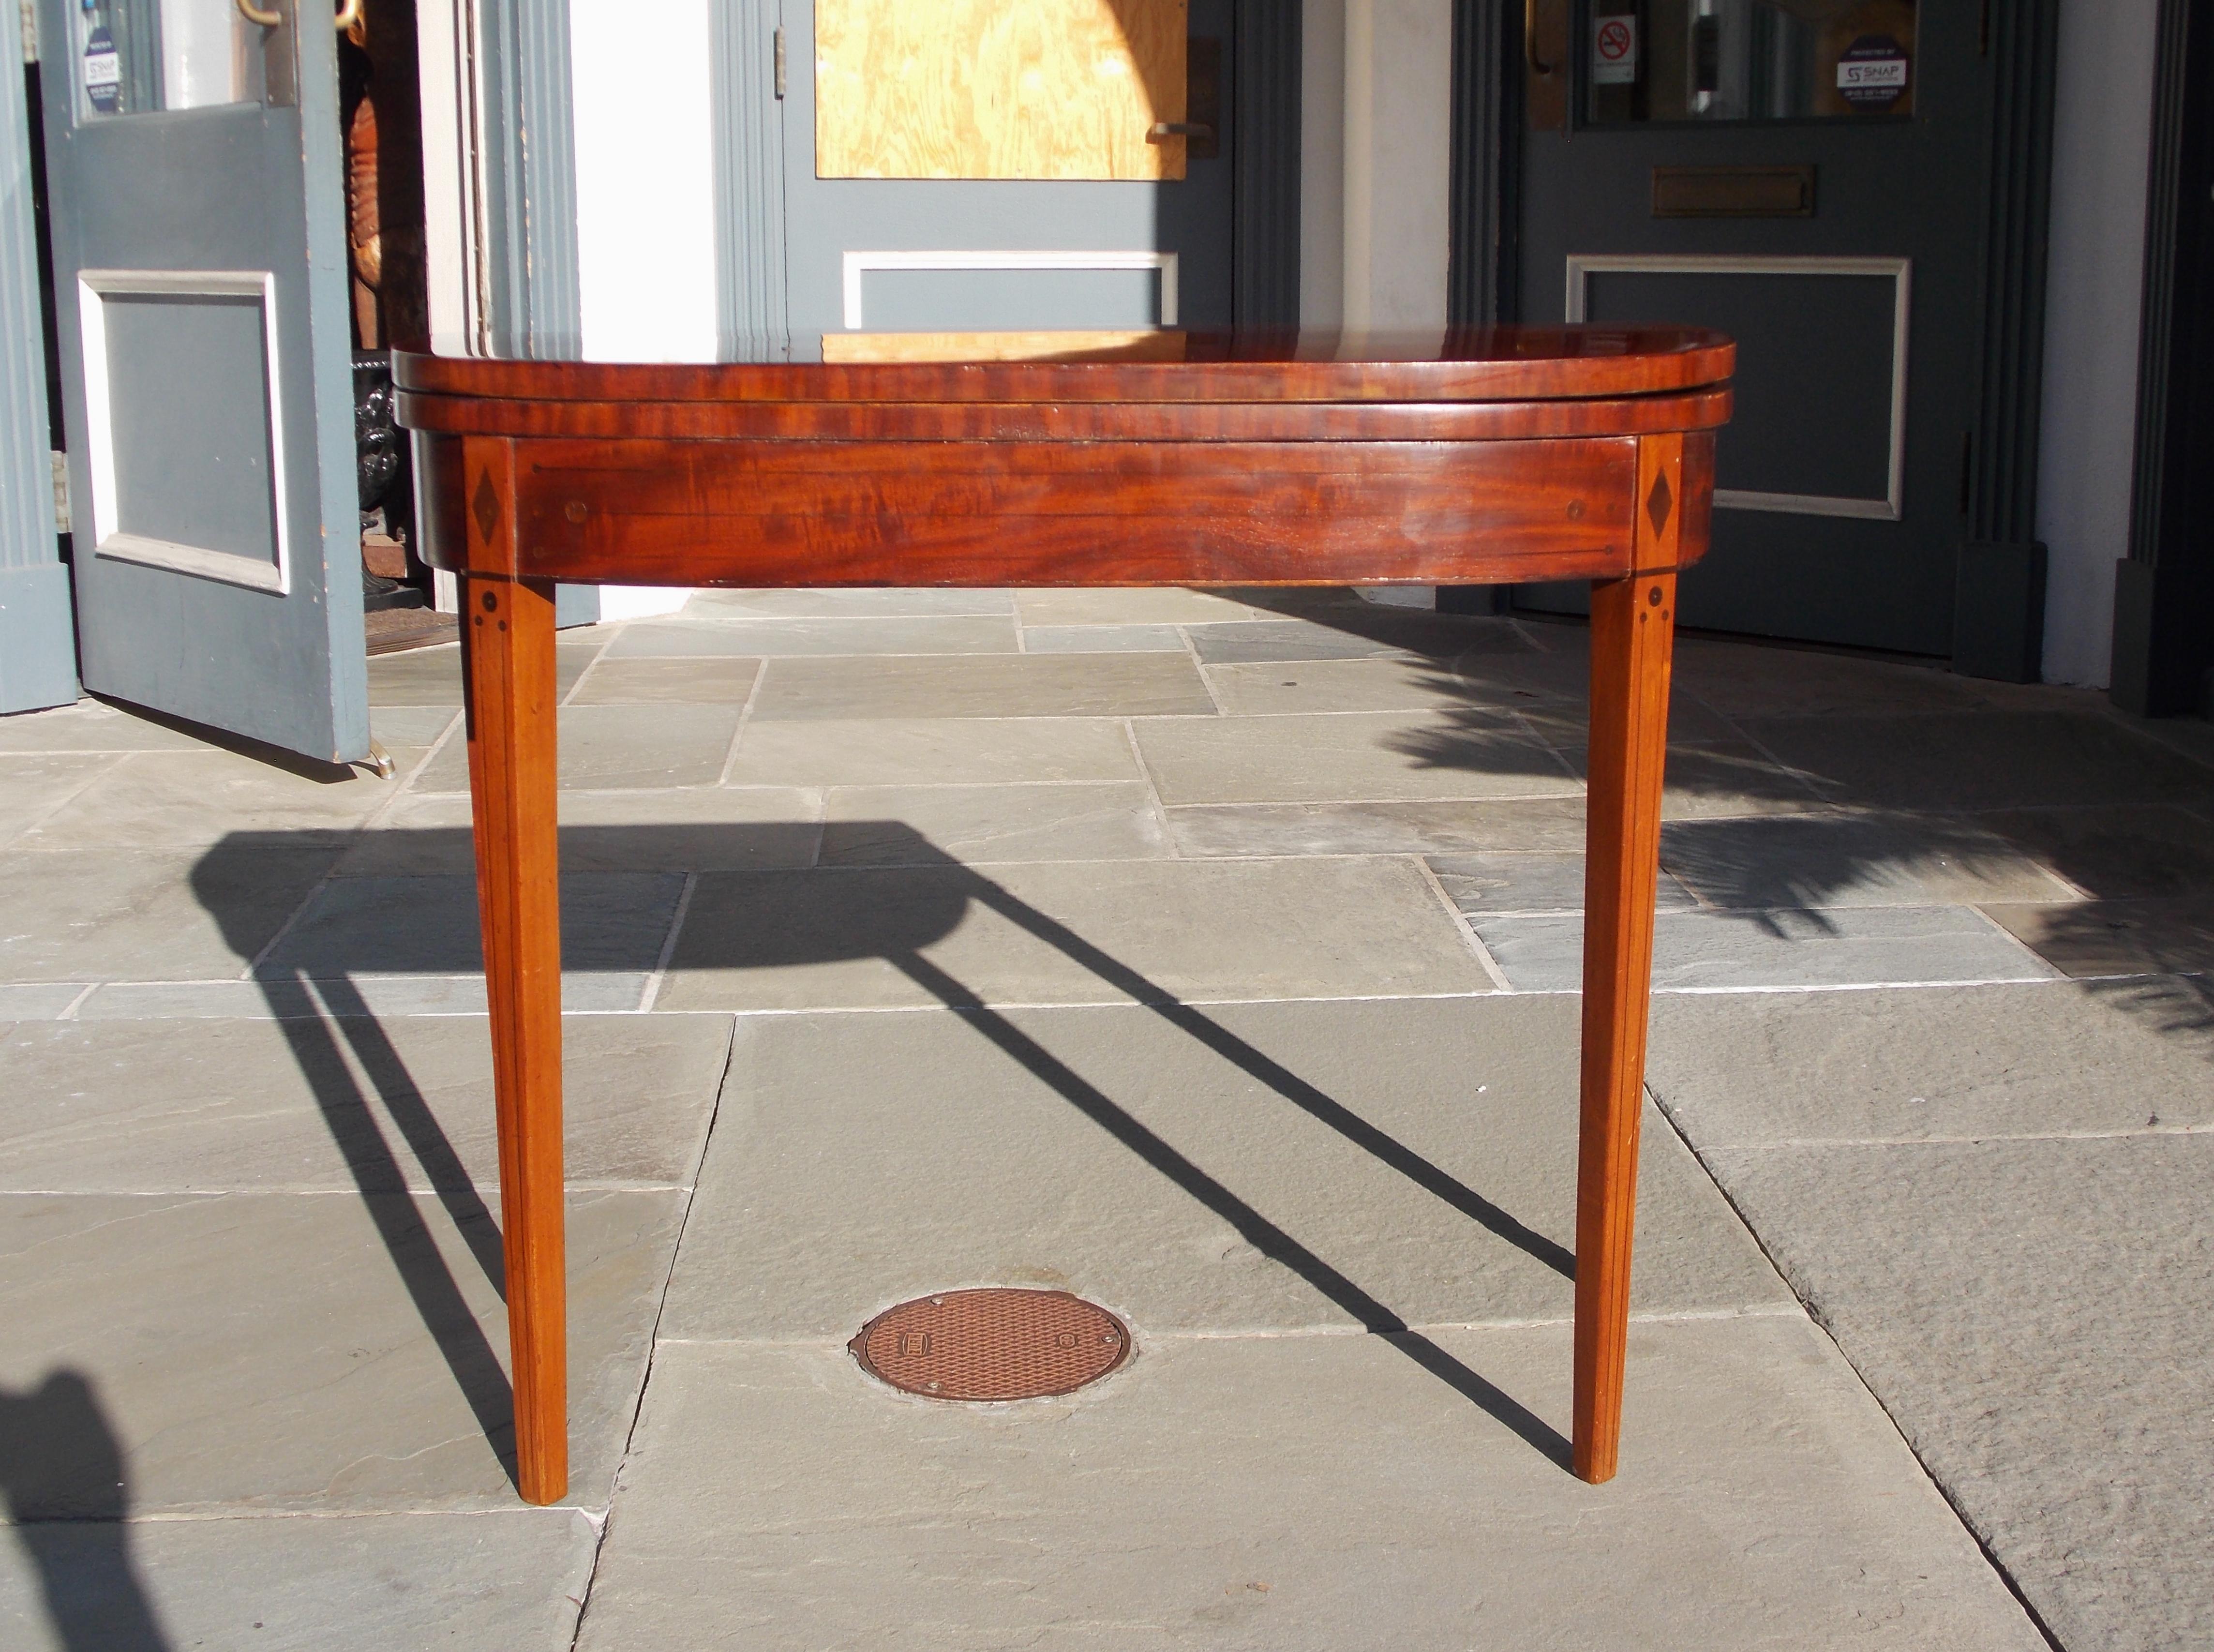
421,434,1695,588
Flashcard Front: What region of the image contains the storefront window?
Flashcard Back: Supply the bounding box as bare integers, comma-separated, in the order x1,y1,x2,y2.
1586,0,1917,124
76,0,263,119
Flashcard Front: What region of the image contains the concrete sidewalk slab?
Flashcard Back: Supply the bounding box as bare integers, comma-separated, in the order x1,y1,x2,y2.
414,704,741,792
575,1318,2045,1652
659,997,1787,1340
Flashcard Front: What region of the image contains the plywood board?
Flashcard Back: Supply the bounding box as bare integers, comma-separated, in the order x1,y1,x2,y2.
821,329,1186,363
816,0,1188,181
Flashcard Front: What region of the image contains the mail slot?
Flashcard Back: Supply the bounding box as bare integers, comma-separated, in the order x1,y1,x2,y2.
1652,165,1817,219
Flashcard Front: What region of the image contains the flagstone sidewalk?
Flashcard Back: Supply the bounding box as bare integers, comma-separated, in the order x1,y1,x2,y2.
3,585,2209,1649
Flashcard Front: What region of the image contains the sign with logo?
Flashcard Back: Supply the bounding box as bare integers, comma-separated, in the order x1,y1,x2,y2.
82,25,121,115
1837,35,1910,110
1593,15,1638,86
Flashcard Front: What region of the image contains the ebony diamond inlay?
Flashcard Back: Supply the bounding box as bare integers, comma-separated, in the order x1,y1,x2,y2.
472,471,502,544
1646,469,1674,540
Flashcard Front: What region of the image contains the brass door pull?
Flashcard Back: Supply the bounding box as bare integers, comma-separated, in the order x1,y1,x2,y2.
236,0,363,28
1526,0,1554,74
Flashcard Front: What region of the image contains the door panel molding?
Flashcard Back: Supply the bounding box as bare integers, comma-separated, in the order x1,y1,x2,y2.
1566,253,1910,522
77,268,291,595
842,250,1181,330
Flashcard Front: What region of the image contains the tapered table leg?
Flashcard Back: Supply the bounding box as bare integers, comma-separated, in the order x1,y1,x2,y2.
461,537,567,1501
1572,435,1683,1485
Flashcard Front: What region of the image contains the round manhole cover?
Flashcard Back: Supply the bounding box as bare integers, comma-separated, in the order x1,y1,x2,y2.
850,1289,1132,1401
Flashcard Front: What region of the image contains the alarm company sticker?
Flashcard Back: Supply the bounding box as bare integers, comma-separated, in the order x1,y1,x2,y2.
1593,15,1638,86
1837,35,1910,109
82,25,121,114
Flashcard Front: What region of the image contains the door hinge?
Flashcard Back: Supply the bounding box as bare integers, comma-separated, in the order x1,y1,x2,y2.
50,453,70,534
20,0,37,64
774,26,786,99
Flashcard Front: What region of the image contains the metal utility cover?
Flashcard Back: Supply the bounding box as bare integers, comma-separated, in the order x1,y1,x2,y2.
851,1289,1132,1400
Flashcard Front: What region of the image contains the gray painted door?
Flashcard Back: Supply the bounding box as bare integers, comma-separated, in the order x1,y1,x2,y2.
778,0,1238,355
1517,0,1985,656
35,0,367,761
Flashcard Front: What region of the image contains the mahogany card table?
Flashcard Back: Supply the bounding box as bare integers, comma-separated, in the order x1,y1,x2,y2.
397,328,1734,1506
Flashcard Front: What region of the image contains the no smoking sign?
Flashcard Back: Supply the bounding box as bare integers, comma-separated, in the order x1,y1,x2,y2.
1593,15,1638,85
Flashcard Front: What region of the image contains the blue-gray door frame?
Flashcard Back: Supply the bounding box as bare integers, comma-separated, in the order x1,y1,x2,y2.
0,56,76,713
707,0,1301,347
470,0,594,626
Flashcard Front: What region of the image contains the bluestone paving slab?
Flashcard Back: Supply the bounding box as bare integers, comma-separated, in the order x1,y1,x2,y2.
0,700,213,752
1980,895,2214,979
0,986,82,1018
0,1187,682,1514
1135,710,1578,805
365,641,599,707
1739,711,2214,811
1556,740,1830,817
575,1318,2041,1652
1475,905,2059,992
1974,802,2214,899
1658,812,2079,910
1201,655,1523,716
342,789,822,874
0,1012,732,1192
748,652,1214,720
1189,613,1535,665
724,717,1142,787
1017,623,1188,653
0,1507,598,1652
77,972,651,1019
263,872,686,977
1669,639,2022,718
1649,979,2214,1144
659,996,1785,1339
413,704,741,792
1700,1134,2214,1652
0,848,339,983
0,754,121,846
1013,586,1260,625
567,654,762,704
13,747,418,850
1428,851,1698,916
656,857,1494,1012
1165,797,1593,857
683,586,1015,617
608,615,1019,657
821,783,1167,865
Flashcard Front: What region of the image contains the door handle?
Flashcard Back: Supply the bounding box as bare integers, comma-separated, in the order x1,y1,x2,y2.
1147,123,1216,142
236,0,361,29
1526,0,1554,75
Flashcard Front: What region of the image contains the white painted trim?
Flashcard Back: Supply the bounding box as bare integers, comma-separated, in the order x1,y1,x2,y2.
415,0,477,354
1565,254,1913,523
77,268,290,596
839,250,1180,331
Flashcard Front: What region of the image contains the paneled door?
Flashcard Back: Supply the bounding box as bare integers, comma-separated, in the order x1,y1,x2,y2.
1517,0,1994,656
780,0,1237,357
36,0,367,762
